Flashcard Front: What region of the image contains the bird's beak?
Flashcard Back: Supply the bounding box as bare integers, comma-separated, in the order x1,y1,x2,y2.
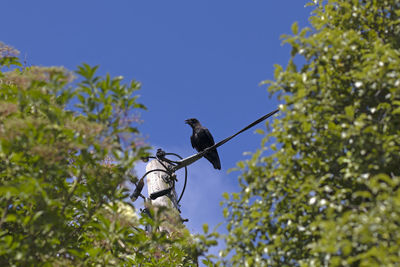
184,119,190,124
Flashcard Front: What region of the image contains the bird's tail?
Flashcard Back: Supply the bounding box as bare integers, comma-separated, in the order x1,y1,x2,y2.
204,150,221,170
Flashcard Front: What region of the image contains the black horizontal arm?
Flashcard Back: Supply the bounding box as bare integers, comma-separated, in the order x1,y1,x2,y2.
172,108,279,172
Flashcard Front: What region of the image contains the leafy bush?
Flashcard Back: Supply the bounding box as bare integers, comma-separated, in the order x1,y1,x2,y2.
220,1,400,266
0,43,214,266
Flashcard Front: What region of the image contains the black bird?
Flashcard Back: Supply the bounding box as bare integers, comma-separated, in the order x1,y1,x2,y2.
185,118,221,170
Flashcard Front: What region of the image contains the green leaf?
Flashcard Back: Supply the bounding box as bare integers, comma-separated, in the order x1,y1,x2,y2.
203,223,209,234
291,21,299,35
222,192,230,200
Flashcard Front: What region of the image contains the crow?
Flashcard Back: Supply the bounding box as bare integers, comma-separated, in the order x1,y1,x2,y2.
185,118,221,170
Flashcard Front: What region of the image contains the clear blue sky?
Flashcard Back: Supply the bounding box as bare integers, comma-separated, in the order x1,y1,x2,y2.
2,0,311,258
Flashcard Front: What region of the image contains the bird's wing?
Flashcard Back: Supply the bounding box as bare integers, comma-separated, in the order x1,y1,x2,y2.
203,128,215,145
193,128,215,151
201,128,221,169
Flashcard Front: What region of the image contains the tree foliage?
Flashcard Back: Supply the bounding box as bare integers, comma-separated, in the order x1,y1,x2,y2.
0,43,215,266
220,0,400,266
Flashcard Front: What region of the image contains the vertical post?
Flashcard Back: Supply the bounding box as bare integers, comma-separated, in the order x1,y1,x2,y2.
146,159,180,233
